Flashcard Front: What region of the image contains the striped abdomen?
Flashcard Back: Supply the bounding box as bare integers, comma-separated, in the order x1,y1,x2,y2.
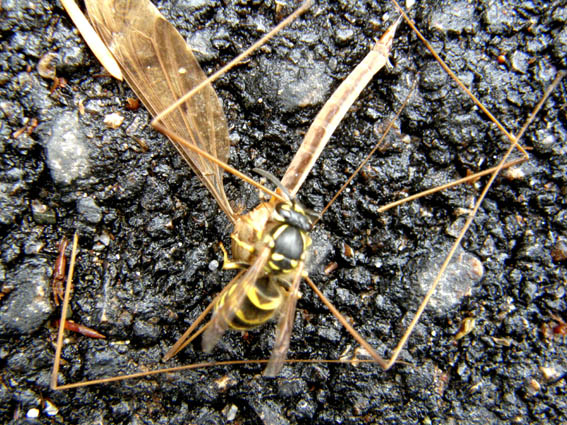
218,276,284,330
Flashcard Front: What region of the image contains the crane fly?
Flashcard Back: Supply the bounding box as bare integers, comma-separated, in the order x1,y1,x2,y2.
78,0,321,380
51,0,563,391
52,0,397,387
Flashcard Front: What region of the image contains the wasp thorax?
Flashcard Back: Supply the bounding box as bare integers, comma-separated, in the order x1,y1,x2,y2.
266,202,312,273
231,199,312,275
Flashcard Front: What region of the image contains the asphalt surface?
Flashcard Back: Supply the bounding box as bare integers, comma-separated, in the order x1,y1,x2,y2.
1,0,566,424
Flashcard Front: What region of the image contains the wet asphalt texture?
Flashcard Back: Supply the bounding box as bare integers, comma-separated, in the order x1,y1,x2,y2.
0,0,566,424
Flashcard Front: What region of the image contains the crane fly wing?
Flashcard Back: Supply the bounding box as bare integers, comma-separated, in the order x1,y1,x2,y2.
201,247,272,352
86,0,305,374
280,19,399,197
263,264,303,377
85,0,235,220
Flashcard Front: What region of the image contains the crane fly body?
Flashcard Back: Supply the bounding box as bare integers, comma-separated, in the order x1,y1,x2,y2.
75,0,324,378
49,0,564,394
52,0,410,388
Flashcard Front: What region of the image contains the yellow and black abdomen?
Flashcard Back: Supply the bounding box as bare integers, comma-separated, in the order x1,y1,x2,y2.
220,199,312,331
219,277,284,330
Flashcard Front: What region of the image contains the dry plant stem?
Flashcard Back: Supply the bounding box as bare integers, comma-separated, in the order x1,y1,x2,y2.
50,231,79,390
60,0,123,80
281,17,401,196
151,0,312,127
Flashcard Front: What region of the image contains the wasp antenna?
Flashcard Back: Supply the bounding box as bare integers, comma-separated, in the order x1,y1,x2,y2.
252,168,293,202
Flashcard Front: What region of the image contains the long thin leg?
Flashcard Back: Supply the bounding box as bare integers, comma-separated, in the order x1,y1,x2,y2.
162,270,246,362
51,232,79,390
308,70,565,372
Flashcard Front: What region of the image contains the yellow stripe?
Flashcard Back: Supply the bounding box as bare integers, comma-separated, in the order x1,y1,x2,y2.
247,285,281,311
271,224,288,240
271,252,284,262
232,234,255,253
302,232,311,250
234,310,269,326
268,261,281,271
220,279,282,329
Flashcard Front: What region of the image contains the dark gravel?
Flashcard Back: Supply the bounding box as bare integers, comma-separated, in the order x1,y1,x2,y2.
0,0,566,424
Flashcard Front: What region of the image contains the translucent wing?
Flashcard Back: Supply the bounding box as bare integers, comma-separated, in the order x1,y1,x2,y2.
281,19,399,197
85,0,235,220
161,269,246,361
263,263,304,377
201,247,272,352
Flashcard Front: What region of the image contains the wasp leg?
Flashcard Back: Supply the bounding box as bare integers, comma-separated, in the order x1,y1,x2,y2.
220,241,250,270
